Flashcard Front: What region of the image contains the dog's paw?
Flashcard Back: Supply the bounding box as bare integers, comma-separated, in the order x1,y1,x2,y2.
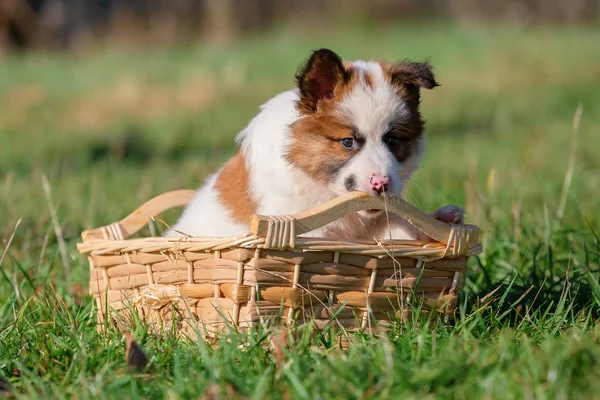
429,205,465,224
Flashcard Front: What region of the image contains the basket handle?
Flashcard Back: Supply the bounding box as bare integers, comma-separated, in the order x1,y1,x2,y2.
82,190,480,253
81,190,197,242
250,191,480,250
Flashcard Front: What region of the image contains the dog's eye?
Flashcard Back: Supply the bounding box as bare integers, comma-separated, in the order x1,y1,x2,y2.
340,138,357,150
384,135,406,149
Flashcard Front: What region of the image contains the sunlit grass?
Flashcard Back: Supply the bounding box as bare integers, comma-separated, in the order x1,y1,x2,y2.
1,21,599,399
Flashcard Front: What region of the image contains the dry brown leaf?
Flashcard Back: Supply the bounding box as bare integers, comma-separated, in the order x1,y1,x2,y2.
0,374,11,398
125,335,149,371
272,328,289,372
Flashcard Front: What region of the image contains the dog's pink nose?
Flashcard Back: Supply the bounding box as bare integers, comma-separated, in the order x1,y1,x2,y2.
369,174,391,195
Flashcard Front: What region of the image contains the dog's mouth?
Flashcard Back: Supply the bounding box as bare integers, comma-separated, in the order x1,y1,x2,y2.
358,209,384,217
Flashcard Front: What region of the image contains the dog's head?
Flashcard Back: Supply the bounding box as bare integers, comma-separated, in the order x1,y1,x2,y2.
286,49,438,216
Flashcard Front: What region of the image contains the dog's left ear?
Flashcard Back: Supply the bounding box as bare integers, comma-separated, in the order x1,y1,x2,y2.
296,48,350,112
390,61,439,90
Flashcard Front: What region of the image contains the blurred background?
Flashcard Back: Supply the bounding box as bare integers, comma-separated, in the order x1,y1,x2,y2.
1,0,599,52
0,0,598,293
1,4,600,396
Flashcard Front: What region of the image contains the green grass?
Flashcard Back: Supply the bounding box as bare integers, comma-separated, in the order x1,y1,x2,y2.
1,21,600,399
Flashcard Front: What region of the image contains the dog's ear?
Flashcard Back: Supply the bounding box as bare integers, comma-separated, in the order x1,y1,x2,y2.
296,48,350,112
390,61,439,90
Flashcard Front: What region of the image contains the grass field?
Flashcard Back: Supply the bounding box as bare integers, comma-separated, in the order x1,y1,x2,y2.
1,21,600,399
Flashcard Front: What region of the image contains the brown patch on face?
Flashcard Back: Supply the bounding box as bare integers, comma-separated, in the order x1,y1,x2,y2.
215,152,257,225
287,114,358,184
289,49,370,184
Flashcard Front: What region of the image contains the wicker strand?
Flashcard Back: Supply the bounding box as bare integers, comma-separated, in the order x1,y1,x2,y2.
214,250,222,298
232,262,245,325
285,264,302,325
146,264,154,285
265,215,296,249
442,224,469,258
187,261,194,283
101,223,124,241
101,268,111,290
250,249,260,303
331,252,340,312
450,271,461,293
361,268,378,329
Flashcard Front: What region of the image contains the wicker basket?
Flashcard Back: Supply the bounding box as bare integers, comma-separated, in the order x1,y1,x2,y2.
77,190,482,337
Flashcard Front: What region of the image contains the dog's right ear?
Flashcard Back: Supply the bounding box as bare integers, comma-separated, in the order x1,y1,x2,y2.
390,61,439,90
296,49,350,113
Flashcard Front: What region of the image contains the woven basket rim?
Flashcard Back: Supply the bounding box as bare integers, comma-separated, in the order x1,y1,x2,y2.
78,190,482,260
78,233,483,259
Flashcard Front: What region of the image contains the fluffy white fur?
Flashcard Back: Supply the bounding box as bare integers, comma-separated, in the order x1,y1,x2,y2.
167,59,460,241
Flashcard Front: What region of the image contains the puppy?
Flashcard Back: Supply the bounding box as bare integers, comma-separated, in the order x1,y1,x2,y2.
167,49,463,241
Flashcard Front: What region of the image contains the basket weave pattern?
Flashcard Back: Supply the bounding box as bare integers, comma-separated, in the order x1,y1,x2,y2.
77,190,482,335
